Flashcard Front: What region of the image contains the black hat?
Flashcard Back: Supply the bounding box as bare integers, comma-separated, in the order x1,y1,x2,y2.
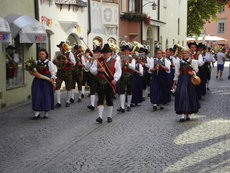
197,43,206,50
169,48,175,52
73,45,79,50
121,45,130,51
138,47,145,53
101,44,112,53
188,42,197,48
57,41,65,48
93,46,102,53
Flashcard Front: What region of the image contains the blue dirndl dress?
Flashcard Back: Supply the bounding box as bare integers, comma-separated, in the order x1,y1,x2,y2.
32,60,54,111
175,62,200,114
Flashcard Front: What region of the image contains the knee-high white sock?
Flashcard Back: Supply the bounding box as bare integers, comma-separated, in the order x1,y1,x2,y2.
143,89,146,97
66,91,71,103
108,106,113,118
98,105,104,118
181,114,185,119
71,89,75,99
56,90,61,104
78,90,82,99
120,94,125,109
90,95,96,107
127,95,132,107
34,111,40,117
82,86,85,95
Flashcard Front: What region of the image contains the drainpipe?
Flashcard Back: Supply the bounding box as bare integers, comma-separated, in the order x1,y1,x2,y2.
157,0,160,42
87,0,91,46
140,0,143,43
34,0,40,58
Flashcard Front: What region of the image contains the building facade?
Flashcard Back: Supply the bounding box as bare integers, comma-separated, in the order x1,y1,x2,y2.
0,0,47,109
89,0,119,49
203,5,230,49
142,0,187,55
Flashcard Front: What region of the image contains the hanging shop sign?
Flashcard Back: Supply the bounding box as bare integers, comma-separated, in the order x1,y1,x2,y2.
55,0,87,7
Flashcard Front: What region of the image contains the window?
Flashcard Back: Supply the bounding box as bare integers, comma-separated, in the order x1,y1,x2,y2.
102,0,118,3
129,0,135,12
5,36,24,89
120,0,127,13
218,19,226,33
219,6,225,13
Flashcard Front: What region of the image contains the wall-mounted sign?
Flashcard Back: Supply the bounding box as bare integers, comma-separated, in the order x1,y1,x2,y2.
55,0,87,7
0,32,10,42
41,16,53,27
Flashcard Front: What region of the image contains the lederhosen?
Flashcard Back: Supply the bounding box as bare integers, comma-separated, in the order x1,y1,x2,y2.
55,52,73,90
71,53,83,91
119,57,133,95
97,57,116,106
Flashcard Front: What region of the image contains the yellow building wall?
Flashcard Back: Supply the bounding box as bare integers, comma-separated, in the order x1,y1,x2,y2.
0,0,36,108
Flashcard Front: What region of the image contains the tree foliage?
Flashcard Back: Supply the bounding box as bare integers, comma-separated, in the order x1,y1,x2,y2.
187,0,228,36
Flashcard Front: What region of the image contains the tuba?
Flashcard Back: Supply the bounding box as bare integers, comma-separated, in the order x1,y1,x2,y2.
174,44,184,57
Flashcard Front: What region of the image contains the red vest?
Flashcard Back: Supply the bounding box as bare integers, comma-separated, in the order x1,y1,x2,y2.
97,57,116,79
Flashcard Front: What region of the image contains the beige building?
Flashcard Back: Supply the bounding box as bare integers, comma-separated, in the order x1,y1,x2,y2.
142,0,187,55
0,0,47,109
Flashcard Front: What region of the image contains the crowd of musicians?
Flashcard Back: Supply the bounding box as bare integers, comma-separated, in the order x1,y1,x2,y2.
31,41,217,123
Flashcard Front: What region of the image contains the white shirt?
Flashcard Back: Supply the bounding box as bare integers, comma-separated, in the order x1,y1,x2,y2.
174,59,198,81
148,57,171,74
197,54,204,67
204,52,215,63
90,56,122,82
37,59,57,79
216,52,226,64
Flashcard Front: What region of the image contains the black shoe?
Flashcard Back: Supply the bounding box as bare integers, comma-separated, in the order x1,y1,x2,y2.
81,94,84,98
96,117,103,123
216,76,218,79
142,97,146,101
77,98,81,103
107,117,112,123
70,98,74,103
87,105,95,110
153,105,157,111
130,103,135,107
65,102,70,107
186,116,191,121
32,114,40,120
207,87,210,91
160,106,164,110
43,116,48,119
55,103,61,108
117,107,125,113
127,106,131,112
179,118,186,122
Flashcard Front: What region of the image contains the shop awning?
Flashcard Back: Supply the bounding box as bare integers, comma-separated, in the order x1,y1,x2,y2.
5,14,47,43
0,17,11,43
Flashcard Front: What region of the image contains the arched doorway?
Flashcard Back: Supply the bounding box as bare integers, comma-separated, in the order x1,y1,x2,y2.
67,33,80,47
93,36,103,49
147,27,153,56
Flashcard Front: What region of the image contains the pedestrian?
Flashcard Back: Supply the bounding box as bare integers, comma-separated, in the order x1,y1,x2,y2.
91,44,121,123
173,49,200,122
204,47,216,90
70,45,84,103
148,49,170,111
31,49,57,119
216,48,226,80
53,42,76,108
117,45,136,112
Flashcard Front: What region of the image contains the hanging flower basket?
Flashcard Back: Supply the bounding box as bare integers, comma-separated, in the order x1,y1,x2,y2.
121,12,151,24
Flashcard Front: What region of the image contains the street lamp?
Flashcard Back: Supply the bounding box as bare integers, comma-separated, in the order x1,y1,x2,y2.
143,1,157,10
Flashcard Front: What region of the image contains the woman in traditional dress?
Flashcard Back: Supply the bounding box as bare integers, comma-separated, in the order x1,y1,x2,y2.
31,49,57,119
173,49,200,122
131,56,143,107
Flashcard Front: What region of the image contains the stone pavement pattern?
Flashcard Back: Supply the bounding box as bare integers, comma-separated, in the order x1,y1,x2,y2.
0,63,230,173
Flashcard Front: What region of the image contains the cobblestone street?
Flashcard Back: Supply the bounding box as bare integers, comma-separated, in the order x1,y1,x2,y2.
0,63,230,173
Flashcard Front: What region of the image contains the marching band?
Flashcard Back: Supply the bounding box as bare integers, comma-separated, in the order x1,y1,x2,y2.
30,40,215,123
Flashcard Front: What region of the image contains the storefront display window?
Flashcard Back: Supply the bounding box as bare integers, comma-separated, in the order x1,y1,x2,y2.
5,36,24,89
